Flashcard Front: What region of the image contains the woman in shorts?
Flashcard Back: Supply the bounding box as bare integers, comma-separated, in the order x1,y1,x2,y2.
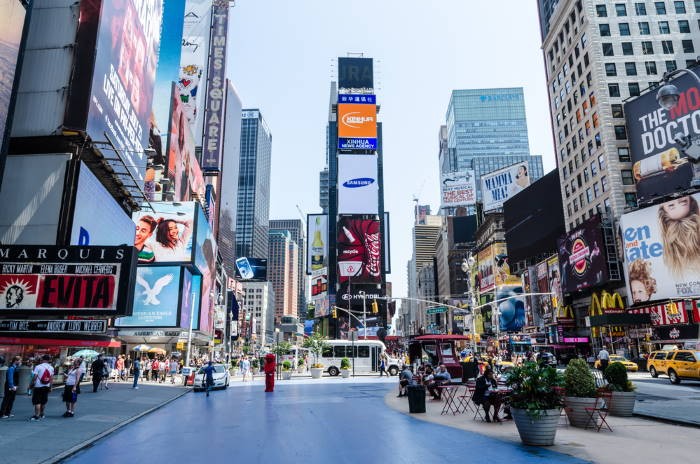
63,359,84,417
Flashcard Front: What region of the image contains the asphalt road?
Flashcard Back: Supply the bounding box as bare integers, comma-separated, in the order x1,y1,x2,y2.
630,371,700,425
65,380,588,464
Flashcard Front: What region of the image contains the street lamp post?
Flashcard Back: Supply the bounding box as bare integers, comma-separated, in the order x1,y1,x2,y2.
462,255,478,353
185,291,196,367
358,290,367,340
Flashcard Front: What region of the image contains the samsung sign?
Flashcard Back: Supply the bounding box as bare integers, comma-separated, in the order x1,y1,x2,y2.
342,177,375,188
337,155,379,215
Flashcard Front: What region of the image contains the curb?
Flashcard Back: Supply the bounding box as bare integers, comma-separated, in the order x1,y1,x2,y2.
45,388,192,464
633,412,700,429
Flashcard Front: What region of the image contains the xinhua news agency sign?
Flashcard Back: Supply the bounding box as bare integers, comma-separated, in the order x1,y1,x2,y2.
201,1,229,172
0,245,137,316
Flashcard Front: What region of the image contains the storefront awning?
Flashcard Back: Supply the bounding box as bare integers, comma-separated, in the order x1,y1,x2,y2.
0,336,121,347
588,313,651,326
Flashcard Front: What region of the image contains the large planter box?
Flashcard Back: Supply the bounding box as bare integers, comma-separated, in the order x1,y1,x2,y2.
564,396,598,427
341,369,350,378
511,407,561,446
281,371,292,380
609,391,636,417
310,367,323,379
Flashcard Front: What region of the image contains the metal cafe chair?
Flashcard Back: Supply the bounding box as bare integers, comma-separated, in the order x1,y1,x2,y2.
584,390,613,432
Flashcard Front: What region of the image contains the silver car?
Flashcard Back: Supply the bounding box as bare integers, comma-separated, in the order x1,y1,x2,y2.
193,364,230,391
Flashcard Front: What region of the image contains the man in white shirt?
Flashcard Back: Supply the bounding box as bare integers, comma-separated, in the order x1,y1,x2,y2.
30,354,54,421
598,346,610,371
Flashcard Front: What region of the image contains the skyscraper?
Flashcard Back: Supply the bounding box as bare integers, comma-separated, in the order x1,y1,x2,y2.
270,218,306,319
236,109,272,259
443,88,544,203
268,229,299,325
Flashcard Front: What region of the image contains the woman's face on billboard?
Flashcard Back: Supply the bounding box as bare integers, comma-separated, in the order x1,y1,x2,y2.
168,221,179,240
661,196,691,220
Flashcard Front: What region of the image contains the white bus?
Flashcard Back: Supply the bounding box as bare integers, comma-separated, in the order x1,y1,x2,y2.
320,340,401,376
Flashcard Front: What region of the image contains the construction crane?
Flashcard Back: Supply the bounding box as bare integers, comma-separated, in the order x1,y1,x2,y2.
295,204,307,237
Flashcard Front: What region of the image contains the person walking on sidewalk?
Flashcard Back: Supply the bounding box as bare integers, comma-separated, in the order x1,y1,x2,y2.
1,356,21,418
30,354,54,421
240,356,250,382
90,354,106,392
62,359,84,417
132,357,141,389
598,346,610,371
169,358,179,384
379,354,387,377
115,355,124,382
202,361,215,397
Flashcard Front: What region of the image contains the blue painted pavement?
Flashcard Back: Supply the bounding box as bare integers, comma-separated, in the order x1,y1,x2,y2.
65,382,589,463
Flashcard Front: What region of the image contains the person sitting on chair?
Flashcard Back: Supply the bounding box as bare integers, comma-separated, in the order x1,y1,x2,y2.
426,365,452,400
473,367,503,422
397,365,413,397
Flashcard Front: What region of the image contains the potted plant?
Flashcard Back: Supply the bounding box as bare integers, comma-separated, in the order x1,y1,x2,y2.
281,360,293,380
563,358,598,427
297,358,305,373
340,357,351,378
303,333,329,379
603,361,636,416
505,361,565,446
250,357,259,374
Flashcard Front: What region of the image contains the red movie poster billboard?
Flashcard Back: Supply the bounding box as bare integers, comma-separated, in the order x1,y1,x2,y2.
337,216,381,283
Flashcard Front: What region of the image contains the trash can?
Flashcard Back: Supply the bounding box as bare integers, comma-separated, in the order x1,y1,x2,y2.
181,367,196,386
407,384,426,413
461,362,478,381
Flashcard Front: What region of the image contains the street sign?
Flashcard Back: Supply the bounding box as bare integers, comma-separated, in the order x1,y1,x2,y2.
427,306,448,315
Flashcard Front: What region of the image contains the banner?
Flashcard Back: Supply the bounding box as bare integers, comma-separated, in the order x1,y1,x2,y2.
179,0,212,132
481,161,531,211
441,170,476,207
620,192,700,301
338,155,379,214
337,216,381,283
624,65,700,203
558,214,608,293
629,300,691,326
307,214,328,274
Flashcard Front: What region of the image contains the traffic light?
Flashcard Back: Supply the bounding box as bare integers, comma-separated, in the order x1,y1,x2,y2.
371,300,379,314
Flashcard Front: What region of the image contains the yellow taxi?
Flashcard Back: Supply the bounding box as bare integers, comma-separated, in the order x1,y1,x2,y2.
594,355,639,372
647,350,700,384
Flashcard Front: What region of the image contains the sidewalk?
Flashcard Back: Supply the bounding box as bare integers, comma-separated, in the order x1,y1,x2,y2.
0,381,189,464
385,389,700,463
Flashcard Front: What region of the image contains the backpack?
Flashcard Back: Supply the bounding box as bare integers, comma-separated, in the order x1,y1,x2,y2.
39,366,52,384
152,360,159,370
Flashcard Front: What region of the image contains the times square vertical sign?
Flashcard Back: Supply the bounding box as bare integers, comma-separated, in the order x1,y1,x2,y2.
201,0,229,172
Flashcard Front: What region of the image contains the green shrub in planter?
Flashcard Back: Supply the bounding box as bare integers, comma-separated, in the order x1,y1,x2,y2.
564,359,596,397
604,362,635,392
505,361,565,417
340,357,350,370
282,360,292,371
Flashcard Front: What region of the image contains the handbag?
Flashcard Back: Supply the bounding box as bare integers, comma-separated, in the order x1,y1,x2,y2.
71,391,78,402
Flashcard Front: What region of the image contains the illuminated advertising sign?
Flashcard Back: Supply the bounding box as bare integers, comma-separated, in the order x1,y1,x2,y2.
132,202,195,264
194,205,216,334
0,245,136,316
179,267,200,330
337,216,381,283
85,0,163,189
338,57,373,91
179,0,212,133
70,162,135,246
337,103,377,150
624,65,700,204
115,266,181,327
620,193,700,302
307,214,328,274
557,214,608,293
234,258,267,281
167,84,198,202
497,283,526,332
201,1,229,171
310,268,328,298
477,246,494,292
481,161,531,211
441,170,477,207
0,0,26,156
338,94,376,104
338,155,379,214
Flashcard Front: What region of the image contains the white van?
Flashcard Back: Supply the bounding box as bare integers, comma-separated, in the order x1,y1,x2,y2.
321,339,401,376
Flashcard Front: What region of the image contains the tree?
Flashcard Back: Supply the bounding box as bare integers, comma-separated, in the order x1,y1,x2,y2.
270,341,292,357
303,332,329,367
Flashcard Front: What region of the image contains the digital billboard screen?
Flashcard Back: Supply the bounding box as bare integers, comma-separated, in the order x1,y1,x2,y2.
132,202,195,264
337,103,377,150
624,65,700,204
337,216,381,284
115,266,181,327
337,155,379,214
497,284,526,332
167,84,198,202
307,214,328,274
441,170,477,207
234,258,268,281
195,204,216,334
557,214,608,293
0,0,26,155
338,57,373,90
481,161,531,211
179,267,200,330
85,0,163,188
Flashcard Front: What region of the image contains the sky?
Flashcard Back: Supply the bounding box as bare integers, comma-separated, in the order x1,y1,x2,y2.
227,0,556,302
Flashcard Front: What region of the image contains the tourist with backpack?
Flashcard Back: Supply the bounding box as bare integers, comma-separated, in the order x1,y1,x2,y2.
30,354,54,421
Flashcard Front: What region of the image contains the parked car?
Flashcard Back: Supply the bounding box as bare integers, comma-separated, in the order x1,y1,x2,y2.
536,352,557,366
647,350,700,384
594,355,639,372
193,364,230,391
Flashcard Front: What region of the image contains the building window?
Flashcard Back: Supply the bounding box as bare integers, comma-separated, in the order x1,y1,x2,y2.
601,175,608,192
682,40,695,53
586,188,594,203
618,147,631,161
619,23,631,35
638,22,651,35
622,42,634,55
615,125,628,139
679,20,691,33
593,182,601,197
697,0,700,12
604,198,612,211
565,185,571,198
600,24,611,36
622,170,635,185
628,82,641,96
584,167,590,182
616,3,627,15
662,40,674,54
605,63,617,76
603,43,614,56
658,21,671,34
596,4,608,16
645,61,658,75
612,104,624,118
625,62,637,76
655,2,667,14
608,83,621,97
675,1,687,13
666,60,678,72
635,2,647,14
591,161,598,176
599,153,607,170
642,41,654,54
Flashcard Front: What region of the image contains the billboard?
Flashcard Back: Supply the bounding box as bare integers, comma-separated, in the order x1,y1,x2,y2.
0,245,137,316
338,57,373,90
337,103,377,150
115,266,181,327
307,214,328,274
481,161,531,211
234,258,268,281
167,84,198,202
624,65,700,204
70,162,135,246
0,0,26,156
179,0,212,133
310,267,328,298
477,245,495,292
547,255,562,309
441,170,477,207
85,0,163,188
132,202,195,264
338,155,379,214
179,268,200,330
200,1,229,171
620,193,700,302
497,283,526,332
557,214,607,293
337,216,381,283
194,204,216,334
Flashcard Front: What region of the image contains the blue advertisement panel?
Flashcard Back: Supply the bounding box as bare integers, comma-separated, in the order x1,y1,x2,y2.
179,267,200,330
338,94,376,104
338,137,377,150
115,266,181,327
497,284,526,332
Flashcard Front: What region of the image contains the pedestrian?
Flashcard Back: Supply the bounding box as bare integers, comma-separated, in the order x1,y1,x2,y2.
159,358,167,383
90,354,106,392
598,346,610,371
169,358,179,384
1,356,21,418
30,354,54,421
202,361,215,397
62,359,84,417
124,355,132,381
144,358,152,381
132,357,141,389
240,356,250,382
379,354,387,377
151,358,159,382
263,354,276,392
115,355,124,382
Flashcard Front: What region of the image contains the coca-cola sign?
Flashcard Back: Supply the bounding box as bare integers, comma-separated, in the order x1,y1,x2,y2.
337,217,382,283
